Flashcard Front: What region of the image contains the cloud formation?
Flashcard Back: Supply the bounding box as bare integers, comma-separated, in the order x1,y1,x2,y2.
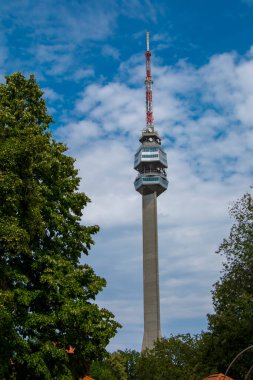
0,0,163,79
56,46,253,350
1,0,253,352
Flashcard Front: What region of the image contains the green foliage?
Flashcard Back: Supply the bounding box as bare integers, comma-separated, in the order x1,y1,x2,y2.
120,349,140,380
91,189,253,380
91,360,118,380
0,72,120,379
91,350,140,380
205,191,253,378
136,335,208,380
91,353,127,380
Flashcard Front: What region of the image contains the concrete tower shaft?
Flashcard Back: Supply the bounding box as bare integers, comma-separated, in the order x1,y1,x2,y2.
134,32,168,351
142,192,161,350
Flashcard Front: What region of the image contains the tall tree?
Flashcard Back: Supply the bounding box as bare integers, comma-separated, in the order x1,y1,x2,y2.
91,352,128,380
136,335,206,380
0,72,120,379
205,190,253,378
120,349,140,380
90,350,139,380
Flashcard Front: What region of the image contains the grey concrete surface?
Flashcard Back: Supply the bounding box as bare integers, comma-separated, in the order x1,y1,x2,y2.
142,192,161,350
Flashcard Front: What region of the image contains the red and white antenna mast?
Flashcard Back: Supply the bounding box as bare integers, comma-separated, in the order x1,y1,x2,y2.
145,32,154,130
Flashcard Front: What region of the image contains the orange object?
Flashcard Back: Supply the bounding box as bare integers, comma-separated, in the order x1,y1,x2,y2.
82,377,95,380
65,345,75,354
203,374,233,380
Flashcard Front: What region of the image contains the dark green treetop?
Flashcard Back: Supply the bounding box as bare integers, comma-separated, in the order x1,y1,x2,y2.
136,335,206,380
204,190,253,378
0,72,120,379
90,349,140,380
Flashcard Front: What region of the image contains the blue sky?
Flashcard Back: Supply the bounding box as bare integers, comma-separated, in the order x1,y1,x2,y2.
1,0,253,351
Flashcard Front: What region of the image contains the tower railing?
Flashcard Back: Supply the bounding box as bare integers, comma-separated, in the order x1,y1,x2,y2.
136,169,167,177
141,128,159,135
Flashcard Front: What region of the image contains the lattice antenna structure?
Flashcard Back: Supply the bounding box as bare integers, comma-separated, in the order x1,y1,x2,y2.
145,31,154,130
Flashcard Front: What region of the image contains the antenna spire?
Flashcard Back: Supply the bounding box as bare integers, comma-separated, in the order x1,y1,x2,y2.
145,31,154,129
146,31,150,51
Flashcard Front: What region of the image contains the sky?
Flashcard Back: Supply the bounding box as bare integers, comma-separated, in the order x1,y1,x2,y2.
1,0,253,351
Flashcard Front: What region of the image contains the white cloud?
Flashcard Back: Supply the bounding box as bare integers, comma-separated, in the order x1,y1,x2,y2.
2,0,252,354
0,1,118,76
102,45,120,60
58,46,253,351
1,1,117,44
119,0,161,22
71,68,95,81
42,87,63,102
75,139,138,227
152,32,173,51
75,82,144,136
0,0,164,77
56,120,103,150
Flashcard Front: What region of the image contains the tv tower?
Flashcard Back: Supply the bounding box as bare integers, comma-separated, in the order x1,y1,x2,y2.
134,32,168,350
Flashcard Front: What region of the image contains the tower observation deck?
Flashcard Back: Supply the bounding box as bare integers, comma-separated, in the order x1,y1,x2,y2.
134,32,168,350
